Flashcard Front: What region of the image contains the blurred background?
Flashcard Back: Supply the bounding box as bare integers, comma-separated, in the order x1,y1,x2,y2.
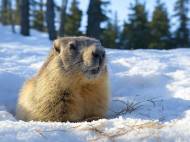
0,0,189,49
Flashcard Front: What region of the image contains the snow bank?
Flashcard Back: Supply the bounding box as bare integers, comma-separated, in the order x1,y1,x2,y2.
0,25,190,141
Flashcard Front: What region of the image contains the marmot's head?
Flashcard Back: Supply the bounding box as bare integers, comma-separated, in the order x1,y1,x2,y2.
53,36,106,79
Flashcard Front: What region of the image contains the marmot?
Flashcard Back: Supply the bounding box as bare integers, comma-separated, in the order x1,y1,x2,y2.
16,36,110,122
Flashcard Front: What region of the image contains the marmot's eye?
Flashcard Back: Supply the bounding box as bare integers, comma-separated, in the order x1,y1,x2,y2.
69,43,77,51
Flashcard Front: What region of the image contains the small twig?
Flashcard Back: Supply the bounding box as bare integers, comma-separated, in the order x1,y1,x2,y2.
33,124,81,139
108,99,143,118
109,97,161,118
35,129,48,139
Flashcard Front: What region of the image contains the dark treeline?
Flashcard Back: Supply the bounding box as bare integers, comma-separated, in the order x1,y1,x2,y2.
0,0,189,49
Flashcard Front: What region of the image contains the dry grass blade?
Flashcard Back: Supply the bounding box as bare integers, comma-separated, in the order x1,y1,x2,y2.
34,129,48,139
86,121,164,142
108,99,143,119
109,97,161,119
33,124,81,140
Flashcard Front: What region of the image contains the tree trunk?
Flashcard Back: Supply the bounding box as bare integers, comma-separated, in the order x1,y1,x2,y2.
20,0,30,36
59,0,68,37
46,0,57,40
15,0,20,24
8,0,16,33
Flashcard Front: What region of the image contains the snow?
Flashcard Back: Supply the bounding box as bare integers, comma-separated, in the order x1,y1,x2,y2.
0,25,190,142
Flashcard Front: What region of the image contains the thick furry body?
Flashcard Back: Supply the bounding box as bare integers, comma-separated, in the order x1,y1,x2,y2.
16,37,109,122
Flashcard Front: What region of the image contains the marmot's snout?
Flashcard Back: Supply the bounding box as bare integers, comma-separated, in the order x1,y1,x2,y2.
82,45,106,79
91,47,105,67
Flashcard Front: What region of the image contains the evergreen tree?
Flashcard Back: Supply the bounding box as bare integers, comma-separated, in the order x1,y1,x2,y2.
46,0,57,40
59,0,68,37
20,0,30,36
1,0,9,25
120,22,129,49
32,0,45,32
174,0,190,47
149,0,171,49
121,1,150,49
0,0,15,32
86,0,108,39
101,12,119,48
64,0,82,36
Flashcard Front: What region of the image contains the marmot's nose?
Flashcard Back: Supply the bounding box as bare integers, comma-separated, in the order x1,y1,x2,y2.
92,50,105,60
92,49,105,65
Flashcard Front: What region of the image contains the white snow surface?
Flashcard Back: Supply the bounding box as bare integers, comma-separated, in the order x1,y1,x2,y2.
0,25,190,142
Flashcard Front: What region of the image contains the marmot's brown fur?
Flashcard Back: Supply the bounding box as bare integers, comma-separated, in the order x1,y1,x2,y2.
16,36,110,122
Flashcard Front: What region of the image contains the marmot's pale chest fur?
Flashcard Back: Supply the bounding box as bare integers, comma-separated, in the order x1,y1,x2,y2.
16,37,110,122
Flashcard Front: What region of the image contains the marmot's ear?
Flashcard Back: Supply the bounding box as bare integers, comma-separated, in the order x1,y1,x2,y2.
53,39,61,53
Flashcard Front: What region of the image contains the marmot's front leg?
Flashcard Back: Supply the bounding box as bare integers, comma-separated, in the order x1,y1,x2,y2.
54,89,73,116
49,89,85,122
